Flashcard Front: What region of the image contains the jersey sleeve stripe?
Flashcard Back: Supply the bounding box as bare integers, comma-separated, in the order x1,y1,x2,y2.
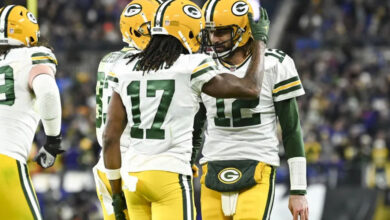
199,57,214,65
273,84,302,97
273,80,301,94
273,76,299,90
106,75,118,83
32,59,57,65
31,52,51,57
191,66,217,80
31,56,58,65
192,62,216,73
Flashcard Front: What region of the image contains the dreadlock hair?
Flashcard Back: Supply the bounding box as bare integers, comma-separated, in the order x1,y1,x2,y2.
0,40,53,57
0,45,23,56
127,35,189,73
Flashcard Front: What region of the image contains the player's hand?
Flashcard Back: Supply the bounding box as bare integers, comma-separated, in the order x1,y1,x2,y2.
112,192,127,220
34,134,65,168
288,195,309,220
192,164,199,178
248,7,270,43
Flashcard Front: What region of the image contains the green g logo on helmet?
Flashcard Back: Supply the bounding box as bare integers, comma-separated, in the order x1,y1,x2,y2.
218,168,242,184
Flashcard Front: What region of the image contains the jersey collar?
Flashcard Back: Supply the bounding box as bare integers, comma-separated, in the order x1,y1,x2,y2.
218,54,252,72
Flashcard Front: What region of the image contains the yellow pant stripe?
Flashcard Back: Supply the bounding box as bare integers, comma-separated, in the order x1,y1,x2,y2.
262,167,276,220
17,161,42,220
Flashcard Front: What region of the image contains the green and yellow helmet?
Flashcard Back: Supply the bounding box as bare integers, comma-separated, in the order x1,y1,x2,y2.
202,0,253,57
151,0,205,53
0,5,40,46
120,0,160,50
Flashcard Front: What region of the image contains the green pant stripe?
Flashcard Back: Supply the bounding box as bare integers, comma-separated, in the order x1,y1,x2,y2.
187,176,194,220
17,161,39,220
24,165,41,211
179,174,188,220
262,167,275,220
179,174,194,220
266,168,276,220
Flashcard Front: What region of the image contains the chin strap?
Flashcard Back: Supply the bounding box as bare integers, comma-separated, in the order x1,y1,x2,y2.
178,31,192,54
214,28,244,59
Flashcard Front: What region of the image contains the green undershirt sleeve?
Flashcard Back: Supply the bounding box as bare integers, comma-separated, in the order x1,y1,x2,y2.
274,97,305,159
275,97,306,195
191,102,207,165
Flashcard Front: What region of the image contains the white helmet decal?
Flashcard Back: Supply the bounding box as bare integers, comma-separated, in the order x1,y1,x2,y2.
231,1,249,16
27,12,37,24
124,4,142,17
183,5,202,19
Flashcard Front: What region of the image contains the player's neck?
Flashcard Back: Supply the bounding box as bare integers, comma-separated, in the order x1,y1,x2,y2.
221,46,250,66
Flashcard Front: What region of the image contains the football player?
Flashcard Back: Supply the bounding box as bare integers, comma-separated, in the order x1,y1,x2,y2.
198,0,309,220
102,0,269,219
0,5,63,220
93,0,159,219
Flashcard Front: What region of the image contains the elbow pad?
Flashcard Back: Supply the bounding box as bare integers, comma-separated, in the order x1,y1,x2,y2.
32,74,61,136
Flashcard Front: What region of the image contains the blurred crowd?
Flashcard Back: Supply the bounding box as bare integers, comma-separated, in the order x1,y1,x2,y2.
1,0,389,218
287,0,390,188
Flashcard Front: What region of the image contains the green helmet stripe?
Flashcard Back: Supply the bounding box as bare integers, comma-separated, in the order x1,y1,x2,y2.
205,0,218,22
0,5,16,39
154,0,174,27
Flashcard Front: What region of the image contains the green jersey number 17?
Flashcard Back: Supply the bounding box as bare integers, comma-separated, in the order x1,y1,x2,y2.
127,80,175,140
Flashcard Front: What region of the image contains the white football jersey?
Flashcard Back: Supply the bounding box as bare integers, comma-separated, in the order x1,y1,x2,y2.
95,47,139,170
0,46,57,162
200,49,305,166
110,53,217,175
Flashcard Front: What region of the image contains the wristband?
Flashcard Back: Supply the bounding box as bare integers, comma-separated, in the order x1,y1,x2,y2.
105,168,121,180
287,157,307,191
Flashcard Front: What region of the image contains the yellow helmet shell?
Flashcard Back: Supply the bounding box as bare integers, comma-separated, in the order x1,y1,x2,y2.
0,5,40,46
151,0,205,53
120,0,159,50
203,0,253,55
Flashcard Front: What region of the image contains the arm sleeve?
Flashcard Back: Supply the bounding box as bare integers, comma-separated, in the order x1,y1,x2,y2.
191,102,207,165
274,97,305,159
275,97,307,194
190,56,218,96
32,74,62,136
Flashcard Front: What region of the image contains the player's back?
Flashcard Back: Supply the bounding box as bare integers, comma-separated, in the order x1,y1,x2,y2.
0,46,57,162
95,47,137,150
111,53,216,175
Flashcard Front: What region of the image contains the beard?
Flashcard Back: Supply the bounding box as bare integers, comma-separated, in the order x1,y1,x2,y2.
212,39,232,53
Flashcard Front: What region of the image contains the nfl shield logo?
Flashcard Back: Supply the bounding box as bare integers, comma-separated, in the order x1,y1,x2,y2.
165,20,170,26
229,66,236,72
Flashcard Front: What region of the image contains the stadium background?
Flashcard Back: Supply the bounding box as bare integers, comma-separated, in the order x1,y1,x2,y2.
1,0,390,219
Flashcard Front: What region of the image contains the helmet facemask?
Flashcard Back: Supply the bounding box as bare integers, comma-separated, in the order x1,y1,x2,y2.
203,22,246,59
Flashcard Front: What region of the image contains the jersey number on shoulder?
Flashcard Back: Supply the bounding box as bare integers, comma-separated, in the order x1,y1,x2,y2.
265,49,286,63
214,98,260,127
0,65,15,106
127,80,175,139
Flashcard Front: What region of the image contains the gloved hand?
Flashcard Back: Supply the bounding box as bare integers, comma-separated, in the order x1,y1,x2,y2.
248,7,270,43
34,134,64,168
112,192,127,220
